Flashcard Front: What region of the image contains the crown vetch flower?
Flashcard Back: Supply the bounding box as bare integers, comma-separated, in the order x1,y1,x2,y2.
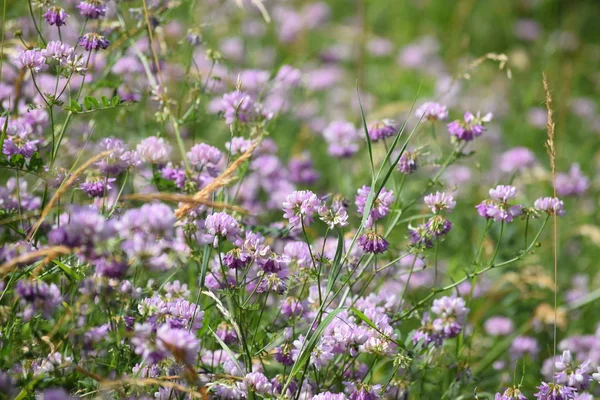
80,176,116,198
533,382,577,400
16,49,46,72
447,111,492,141
155,324,200,366
416,102,448,121
355,185,395,227
534,197,566,216
430,296,469,338
358,231,389,254
43,7,68,26
424,191,456,213
76,0,106,19
397,150,418,174
78,33,110,51
367,119,396,142
203,212,241,248
476,185,522,223
282,190,321,229
495,387,527,400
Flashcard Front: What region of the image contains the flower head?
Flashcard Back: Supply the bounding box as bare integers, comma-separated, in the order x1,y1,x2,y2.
282,190,321,229
78,33,110,51
76,0,106,19
534,197,565,216
43,7,68,26
416,102,448,121
16,49,46,72
358,231,389,254
424,191,456,214
447,111,493,141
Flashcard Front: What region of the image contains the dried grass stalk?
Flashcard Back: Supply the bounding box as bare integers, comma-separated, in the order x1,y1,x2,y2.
175,140,259,219
0,245,72,276
26,150,113,242
123,193,250,214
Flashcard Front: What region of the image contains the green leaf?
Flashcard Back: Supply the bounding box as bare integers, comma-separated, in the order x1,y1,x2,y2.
9,154,25,168
357,87,374,175
52,259,82,281
84,96,100,110
27,152,43,172
111,95,121,107
325,229,344,295
101,96,110,107
284,307,346,389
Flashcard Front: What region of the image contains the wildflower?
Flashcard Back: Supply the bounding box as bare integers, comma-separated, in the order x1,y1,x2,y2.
187,143,222,176
425,215,453,237
226,137,253,156
430,296,469,338
78,33,110,51
499,147,536,173
495,387,527,400
355,185,395,227
318,198,349,229
367,119,396,142
275,344,295,366
447,111,493,141
408,224,434,249
323,121,361,158
555,350,592,389
534,197,566,216
476,185,523,223
203,212,241,248
312,393,347,400
533,382,577,400
221,90,257,125
424,191,456,213
2,134,38,158
358,231,389,254
511,336,539,360
289,154,320,185
216,322,238,344
136,136,172,164
80,176,116,198
16,49,46,72
16,280,63,321
282,190,321,229
416,102,448,121
155,324,200,365
282,297,304,318
76,0,106,19
397,150,418,174
223,248,250,269
275,65,302,88
43,7,68,26
484,316,514,336
240,372,273,395
556,164,589,197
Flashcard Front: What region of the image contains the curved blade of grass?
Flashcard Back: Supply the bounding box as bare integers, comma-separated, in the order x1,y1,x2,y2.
51,259,82,282
283,307,346,389
357,86,374,176
325,229,345,295
209,327,246,375
350,306,405,350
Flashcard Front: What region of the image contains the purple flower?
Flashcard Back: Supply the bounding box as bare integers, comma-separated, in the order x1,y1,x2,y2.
282,297,304,318
155,324,200,365
556,164,589,197
223,248,250,269
136,136,172,164
358,231,389,254
16,49,46,72
221,90,257,125
397,150,418,174
476,185,522,223
43,7,68,26
534,382,577,400
312,392,347,400
534,197,566,216
495,387,527,400
76,0,106,19
511,336,539,360
323,121,361,158
282,190,321,229
424,191,456,213
80,176,116,198
484,316,514,336
447,111,493,141
367,119,396,142
216,322,238,344
555,350,592,389
43,41,75,61
408,224,434,249
78,33,110,51
499,147,536,173
318,199,349,229
203,212,241,248
288,154,320,185
275,64,302,88
2,134,38,158
416,102,448,121
16,280,63,321
275,344,295,366
425,215,453,237
241,372,273,395
226,137,253,156
187,143,222,176
355,186,395,227
430,296,469,338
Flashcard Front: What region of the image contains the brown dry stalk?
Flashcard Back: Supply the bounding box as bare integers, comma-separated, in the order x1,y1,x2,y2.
26,150,113,242
100,377,208,399
175,140,259,219
0,245,71,276
542,72,559,377
123,193,250,214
